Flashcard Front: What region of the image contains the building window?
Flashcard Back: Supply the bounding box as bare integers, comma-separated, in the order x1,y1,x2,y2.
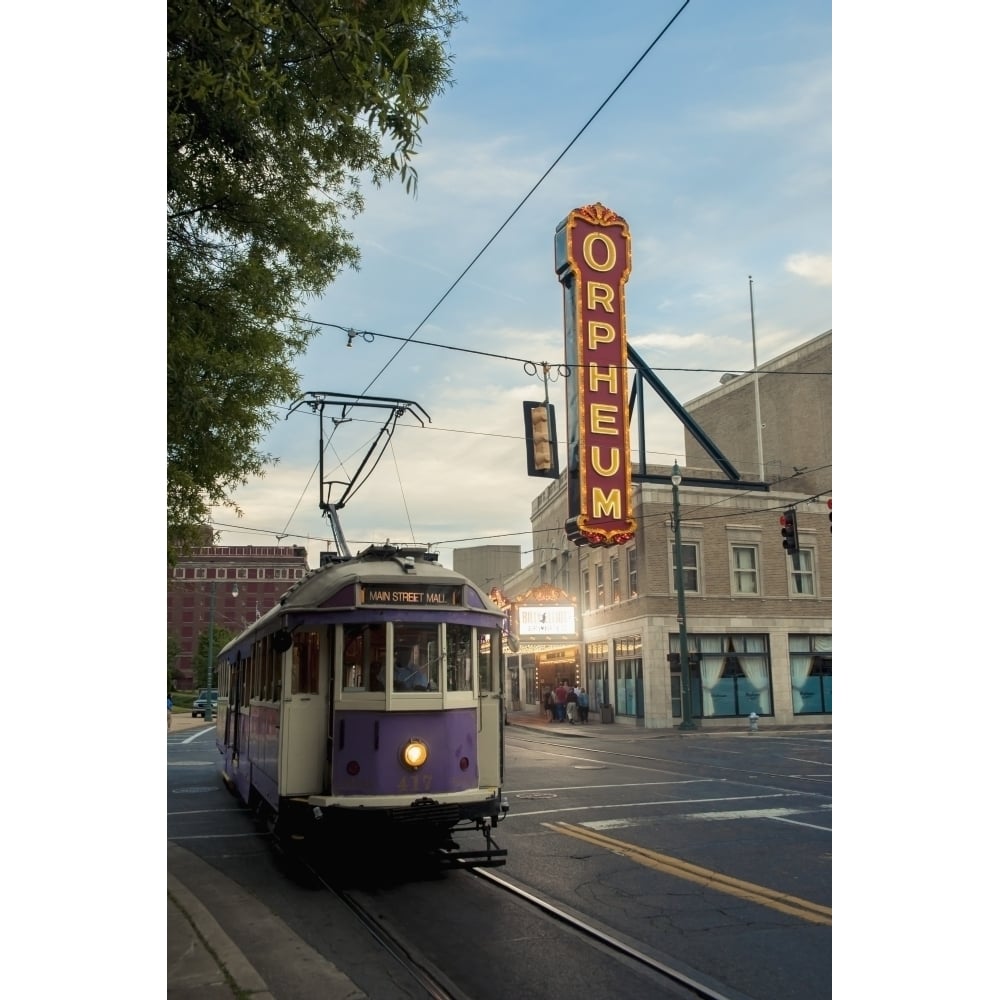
294,568,305,579
215,567,228,579
789,635,832,714
257,568,267,579
585,640,609,708
582,569,591,612
610,556,621,603
275,568,289,580
236,567,248,580
789,550,815,595
731,546,759,594
595,564,605,607
627,547,638,599
671,542,700,593
613,635,643,718
173,567,186,579
194,568,207,580
539,564,547,585
670,634,772,718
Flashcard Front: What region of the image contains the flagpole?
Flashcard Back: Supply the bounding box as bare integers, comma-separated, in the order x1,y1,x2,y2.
749,276,765,482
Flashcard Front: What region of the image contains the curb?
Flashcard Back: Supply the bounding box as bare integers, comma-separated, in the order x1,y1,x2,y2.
168,872,274,999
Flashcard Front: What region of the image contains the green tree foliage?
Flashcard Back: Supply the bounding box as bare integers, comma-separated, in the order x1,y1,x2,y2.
167,632,182,690
194,625,237,689
167,0,462,555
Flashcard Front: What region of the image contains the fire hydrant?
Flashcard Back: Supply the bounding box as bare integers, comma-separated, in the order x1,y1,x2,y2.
748,712,759,733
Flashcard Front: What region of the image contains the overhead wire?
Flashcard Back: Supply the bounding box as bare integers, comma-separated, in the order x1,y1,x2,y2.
346,0,696,400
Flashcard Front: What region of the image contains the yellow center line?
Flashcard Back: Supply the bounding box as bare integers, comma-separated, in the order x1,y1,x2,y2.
544,820,832,927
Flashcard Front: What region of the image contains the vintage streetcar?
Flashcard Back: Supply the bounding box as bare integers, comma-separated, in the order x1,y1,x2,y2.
213,543,509,868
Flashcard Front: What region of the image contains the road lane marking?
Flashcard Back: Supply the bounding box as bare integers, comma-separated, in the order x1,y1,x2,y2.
545,820,832,927
509,792,795,819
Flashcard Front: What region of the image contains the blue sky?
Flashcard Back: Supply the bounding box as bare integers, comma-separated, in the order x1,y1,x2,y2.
206,0,832,569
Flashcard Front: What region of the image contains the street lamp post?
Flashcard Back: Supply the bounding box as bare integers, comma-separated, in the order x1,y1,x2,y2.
205,581,239,723
671,463,697,731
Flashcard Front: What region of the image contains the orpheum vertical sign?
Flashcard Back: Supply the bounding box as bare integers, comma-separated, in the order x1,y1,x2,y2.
555,203,636,547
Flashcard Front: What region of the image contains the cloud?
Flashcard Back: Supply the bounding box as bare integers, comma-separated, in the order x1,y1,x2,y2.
785,252,832,286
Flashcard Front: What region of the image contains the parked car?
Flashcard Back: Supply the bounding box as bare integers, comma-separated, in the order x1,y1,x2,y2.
191,689,219,718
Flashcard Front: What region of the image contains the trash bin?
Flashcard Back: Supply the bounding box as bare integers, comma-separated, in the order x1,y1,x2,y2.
600,704,614,724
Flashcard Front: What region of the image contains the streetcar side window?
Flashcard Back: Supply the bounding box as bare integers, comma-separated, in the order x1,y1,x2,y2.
342,623,387,692
291,631,321,694
445,624,474,692
478,629,498,693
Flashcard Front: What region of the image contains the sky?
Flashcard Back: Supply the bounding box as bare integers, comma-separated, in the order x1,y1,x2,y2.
204,0,833,570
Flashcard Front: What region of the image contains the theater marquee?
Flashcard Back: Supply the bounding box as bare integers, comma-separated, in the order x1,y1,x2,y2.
554,203,636,546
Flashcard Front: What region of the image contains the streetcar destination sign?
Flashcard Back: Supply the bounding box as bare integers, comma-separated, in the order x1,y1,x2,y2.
358,584,462,606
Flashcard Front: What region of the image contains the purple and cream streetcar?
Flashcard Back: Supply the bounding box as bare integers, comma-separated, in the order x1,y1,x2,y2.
213,543,509,867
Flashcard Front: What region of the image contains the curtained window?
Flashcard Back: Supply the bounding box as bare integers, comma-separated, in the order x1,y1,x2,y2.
671,633,773,718
732,546,759,594
789,635,832,714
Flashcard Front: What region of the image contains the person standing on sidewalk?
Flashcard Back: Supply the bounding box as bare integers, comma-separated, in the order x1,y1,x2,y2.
577,688,590,724
566,685,579,724
167,694,174,730
554,680,569,722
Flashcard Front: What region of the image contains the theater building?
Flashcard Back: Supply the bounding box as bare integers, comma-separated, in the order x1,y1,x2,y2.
501,331,832,729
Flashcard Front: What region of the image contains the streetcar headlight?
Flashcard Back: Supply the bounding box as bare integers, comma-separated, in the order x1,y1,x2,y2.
400,739,429,770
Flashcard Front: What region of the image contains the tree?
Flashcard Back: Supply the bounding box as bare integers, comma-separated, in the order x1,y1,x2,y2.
167,0,462,556
167,632,182,691
194,625,237,690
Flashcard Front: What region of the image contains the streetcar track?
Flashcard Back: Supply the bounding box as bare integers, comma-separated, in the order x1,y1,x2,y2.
465,863,749,1000
292,840,748,1000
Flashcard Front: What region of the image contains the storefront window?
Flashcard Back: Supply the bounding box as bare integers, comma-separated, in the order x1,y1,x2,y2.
789,635,832,714
613,635,643,718
671,633,772,718
585,641,609,708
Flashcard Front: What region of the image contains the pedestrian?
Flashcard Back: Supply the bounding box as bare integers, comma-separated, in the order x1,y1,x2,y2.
566,685,579,724
554,680,569,722
167,694,174,730
578,688,589,724
543,688,555,722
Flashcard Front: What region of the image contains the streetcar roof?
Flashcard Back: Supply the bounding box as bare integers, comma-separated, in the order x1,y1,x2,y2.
216,544,503,661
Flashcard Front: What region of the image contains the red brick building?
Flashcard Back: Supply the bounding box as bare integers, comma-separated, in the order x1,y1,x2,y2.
168,540,311,690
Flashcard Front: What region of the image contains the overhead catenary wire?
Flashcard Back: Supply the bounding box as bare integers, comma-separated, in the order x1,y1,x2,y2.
288,318,832,379
345,0,696,400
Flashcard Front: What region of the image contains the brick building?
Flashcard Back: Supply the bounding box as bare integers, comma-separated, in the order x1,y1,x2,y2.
504,330,832,729
168,540,311,690
452,544,521,595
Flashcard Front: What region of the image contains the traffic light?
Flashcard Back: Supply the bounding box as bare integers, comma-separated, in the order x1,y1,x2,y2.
780,509,799,555
523,401,559,478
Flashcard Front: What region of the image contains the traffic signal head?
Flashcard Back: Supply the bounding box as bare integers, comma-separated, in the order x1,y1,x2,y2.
523,401,559,478
780,509,799,555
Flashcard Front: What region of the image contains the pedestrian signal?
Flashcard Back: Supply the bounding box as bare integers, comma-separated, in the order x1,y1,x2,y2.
523,401,559,478
780,509,799,555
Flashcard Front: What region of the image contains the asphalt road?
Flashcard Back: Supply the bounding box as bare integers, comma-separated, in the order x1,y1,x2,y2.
168,717,831,1000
